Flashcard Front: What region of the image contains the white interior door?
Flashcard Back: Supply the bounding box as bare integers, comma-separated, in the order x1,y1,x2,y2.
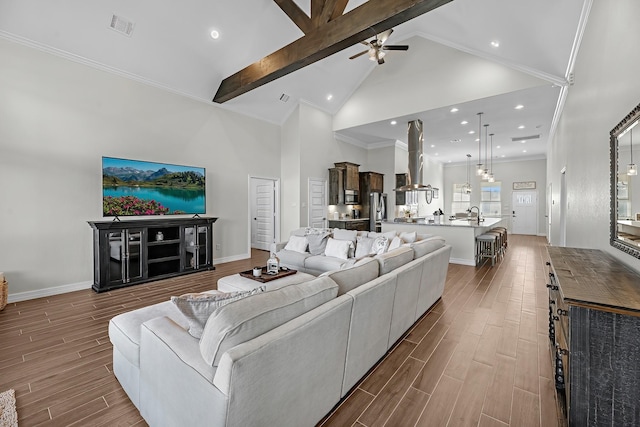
308,178,327,229
251,178,276,251
512,191,538,235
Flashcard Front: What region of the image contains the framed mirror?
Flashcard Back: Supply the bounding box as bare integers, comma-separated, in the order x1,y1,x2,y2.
611,102,640,258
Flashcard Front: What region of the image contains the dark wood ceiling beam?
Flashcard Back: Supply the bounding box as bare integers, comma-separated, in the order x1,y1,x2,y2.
274,0,314,34
314,0,336,27
214,0,453,103
330,0,350,21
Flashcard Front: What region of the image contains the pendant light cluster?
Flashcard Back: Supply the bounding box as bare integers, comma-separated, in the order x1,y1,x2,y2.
475,111,497,183
628,128,637,176
462,154,472,194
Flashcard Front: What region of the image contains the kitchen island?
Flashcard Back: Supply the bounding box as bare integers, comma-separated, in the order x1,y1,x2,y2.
382,217,505,265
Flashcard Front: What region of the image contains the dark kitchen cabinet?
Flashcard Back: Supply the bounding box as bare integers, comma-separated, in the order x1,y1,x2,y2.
328,167,344,205
334,162,360,191
396,174,408,205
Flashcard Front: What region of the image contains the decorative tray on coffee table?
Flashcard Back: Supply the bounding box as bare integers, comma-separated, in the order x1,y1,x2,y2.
239,267,297,283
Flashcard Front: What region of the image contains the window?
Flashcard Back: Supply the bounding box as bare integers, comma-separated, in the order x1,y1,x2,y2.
451,183,471,215
480,181,501,216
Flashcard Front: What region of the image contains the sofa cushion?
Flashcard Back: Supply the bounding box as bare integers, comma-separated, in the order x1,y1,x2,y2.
307,232,331,255
171,287,266,338
324,257,380,296
375,246,414,275
305,254,355,272
407,236,446,259
199,276,339,366
109,300,189,367
284,235,308,253
332,229,358,242
325,237,352,260
276,249,312,269
368,230,397,240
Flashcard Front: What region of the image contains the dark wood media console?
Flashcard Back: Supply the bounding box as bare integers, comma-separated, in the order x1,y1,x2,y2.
546,246,640,426
88,217,217,292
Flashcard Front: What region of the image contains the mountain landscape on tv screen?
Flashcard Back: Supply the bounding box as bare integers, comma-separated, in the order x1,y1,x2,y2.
102,161,205,216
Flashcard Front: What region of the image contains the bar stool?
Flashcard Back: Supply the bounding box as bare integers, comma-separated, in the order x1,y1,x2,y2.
476,233,499,266
492,226,508,252
490,227,507,256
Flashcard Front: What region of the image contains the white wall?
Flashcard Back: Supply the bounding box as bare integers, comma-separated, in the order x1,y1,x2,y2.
333,36,550,131
548,0,640,271
445,158,546,233
0,39,281,298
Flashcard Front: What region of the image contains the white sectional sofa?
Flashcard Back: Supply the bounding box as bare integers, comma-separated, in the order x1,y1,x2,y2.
108,229,452,427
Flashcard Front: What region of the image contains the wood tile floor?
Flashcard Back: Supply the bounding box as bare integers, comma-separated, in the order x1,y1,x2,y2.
0,235,560,426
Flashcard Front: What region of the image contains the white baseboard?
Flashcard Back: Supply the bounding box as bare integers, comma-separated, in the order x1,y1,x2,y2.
8,280,92,303
7,256,251,303
449,257,476,266
213,253,250,265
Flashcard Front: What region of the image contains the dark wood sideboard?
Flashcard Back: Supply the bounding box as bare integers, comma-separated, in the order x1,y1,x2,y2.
546,246,640,426
88,217,217,292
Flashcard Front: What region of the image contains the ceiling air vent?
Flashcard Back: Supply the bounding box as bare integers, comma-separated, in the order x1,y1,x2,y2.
511,134,540,142
279,93,290,102
110,14,135,37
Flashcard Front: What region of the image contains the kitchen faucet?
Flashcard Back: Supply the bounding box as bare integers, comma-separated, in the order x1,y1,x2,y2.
468,206,480,225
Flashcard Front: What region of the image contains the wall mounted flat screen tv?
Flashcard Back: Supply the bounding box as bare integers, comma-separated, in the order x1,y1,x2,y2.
102,157,206,216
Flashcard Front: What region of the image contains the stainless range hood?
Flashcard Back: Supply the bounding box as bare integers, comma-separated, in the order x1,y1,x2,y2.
395,119,437,193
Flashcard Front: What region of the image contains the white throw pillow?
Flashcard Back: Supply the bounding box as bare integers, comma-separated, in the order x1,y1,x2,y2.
399,231,418,243
355,236,376,258
284,235,308,253
388,236,403,251
324,237,351,260
171,287,265,338
371,236,390,255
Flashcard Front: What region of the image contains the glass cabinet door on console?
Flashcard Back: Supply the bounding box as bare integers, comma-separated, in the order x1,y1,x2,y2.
183,225,210,270
106,229,143,285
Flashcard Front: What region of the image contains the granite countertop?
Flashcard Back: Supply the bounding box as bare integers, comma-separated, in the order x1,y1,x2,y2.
383,217,503,228
329,218,369,222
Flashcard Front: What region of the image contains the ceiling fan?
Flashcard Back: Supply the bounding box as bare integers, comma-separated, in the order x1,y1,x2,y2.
348,29,409,64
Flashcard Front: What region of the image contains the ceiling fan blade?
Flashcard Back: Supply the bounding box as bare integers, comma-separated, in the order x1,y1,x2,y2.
349,50,369,60
377,29,393,44
382,45,409,51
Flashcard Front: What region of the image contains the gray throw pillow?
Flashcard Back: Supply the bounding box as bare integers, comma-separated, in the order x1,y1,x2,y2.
307,232,331,255
171,287,265,338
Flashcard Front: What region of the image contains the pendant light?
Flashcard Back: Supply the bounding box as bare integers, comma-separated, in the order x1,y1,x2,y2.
476,112,484,176
463,154,472,194
488,133,495,182
482,124,490,180
628,128,637,176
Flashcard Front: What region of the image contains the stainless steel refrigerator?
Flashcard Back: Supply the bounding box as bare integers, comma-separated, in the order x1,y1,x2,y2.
369,192,387,232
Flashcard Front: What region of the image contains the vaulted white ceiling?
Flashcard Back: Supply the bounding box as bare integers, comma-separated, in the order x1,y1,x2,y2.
0,0,591,163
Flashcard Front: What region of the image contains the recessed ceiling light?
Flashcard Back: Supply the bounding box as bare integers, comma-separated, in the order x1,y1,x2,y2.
390,120,397,125
210,30,220,39
430,144,436,148
326,94,333,101
518,125,525,129
523,150,527,153
521,140,527,144
450,108,459,113
515,104,524,110
491,40,500,48
468,130,475,134
475,138,480,142
496,145,501,149
461,120,468,125
501,155,506,158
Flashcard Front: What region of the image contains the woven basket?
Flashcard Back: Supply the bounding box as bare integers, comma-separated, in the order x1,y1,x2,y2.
0,279,7,310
